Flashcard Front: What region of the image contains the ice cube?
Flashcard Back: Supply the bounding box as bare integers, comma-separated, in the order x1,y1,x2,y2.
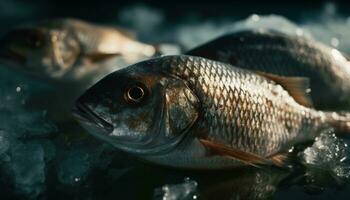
58,149,91,185
154,177,198,200
9,143,46,198
301,129,350,180
0,131,10,157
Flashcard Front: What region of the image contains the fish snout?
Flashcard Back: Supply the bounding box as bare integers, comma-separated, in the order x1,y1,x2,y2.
73,96,114,134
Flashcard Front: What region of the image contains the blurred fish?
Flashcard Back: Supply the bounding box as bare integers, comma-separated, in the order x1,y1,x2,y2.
0,18,157,82
187,30,350,110
73,55,350,169
0,18,165,123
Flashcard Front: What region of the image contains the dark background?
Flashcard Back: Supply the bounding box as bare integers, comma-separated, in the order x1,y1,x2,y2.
1,0,349,29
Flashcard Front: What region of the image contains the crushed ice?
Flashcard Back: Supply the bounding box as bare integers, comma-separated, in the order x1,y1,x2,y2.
154,177,198,200
0,68,117,198
301,129,350,180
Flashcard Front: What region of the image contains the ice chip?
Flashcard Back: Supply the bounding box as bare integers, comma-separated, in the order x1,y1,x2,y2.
58,149,91,185
301,129,350,180
9,143,46,198
333,165,350,179
154,177,198,200
0,131,10,156
33,140,56,162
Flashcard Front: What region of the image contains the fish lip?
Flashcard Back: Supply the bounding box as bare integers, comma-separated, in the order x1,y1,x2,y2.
73,101,114,133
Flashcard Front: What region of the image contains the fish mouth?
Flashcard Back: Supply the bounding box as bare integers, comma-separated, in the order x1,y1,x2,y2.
73,101,114,133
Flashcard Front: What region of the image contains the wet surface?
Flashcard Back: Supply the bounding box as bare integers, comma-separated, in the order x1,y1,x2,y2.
1,2,350,200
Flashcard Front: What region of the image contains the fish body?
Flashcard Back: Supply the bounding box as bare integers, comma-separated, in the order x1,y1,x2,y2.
187,30,350,110
0,18,160,123
74,55,350,169
0,18,157,82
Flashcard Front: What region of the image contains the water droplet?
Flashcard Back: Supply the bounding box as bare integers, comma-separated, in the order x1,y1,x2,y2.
296,28,304,36
251,14,260,22
288,146,294,153
331,37,339,47
193,195,198,199
16,86,21,93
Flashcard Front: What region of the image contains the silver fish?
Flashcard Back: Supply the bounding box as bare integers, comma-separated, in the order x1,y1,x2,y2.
187,30,350,110
73,55,350,169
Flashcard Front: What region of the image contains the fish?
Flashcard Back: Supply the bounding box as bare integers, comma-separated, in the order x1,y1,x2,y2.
0,18,157,82
186,30,350,110
0,18,163,123
73,55,350,169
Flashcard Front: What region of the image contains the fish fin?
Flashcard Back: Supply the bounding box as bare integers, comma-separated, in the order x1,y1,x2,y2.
325,112,350,135
199,139,280,167
84,53,121,63
255,72,313,108
267,152,290,168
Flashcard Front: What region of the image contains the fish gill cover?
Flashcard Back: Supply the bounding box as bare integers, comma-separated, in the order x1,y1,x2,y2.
1,2,350,200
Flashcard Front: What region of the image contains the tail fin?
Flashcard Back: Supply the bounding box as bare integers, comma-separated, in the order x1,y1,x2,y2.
325,112,350,135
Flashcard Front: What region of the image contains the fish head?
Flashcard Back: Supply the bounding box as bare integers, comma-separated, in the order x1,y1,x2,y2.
74,60,200,155
0,22,80,80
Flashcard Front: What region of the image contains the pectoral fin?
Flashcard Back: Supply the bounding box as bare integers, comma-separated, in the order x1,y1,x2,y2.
199,139,287,168
255,72,313,108
84,52,121,63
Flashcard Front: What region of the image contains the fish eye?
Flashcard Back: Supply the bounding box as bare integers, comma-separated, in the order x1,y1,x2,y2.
124,84,147,104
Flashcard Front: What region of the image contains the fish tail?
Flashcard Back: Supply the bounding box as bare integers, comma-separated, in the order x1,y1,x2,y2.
325,112,350,135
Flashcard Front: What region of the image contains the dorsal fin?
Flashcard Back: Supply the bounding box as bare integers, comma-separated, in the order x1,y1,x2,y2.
255,71,313,108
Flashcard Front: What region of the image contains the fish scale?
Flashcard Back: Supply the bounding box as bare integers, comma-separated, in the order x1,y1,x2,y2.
75,55,350,169
161,56,322,157
187,30,350,109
